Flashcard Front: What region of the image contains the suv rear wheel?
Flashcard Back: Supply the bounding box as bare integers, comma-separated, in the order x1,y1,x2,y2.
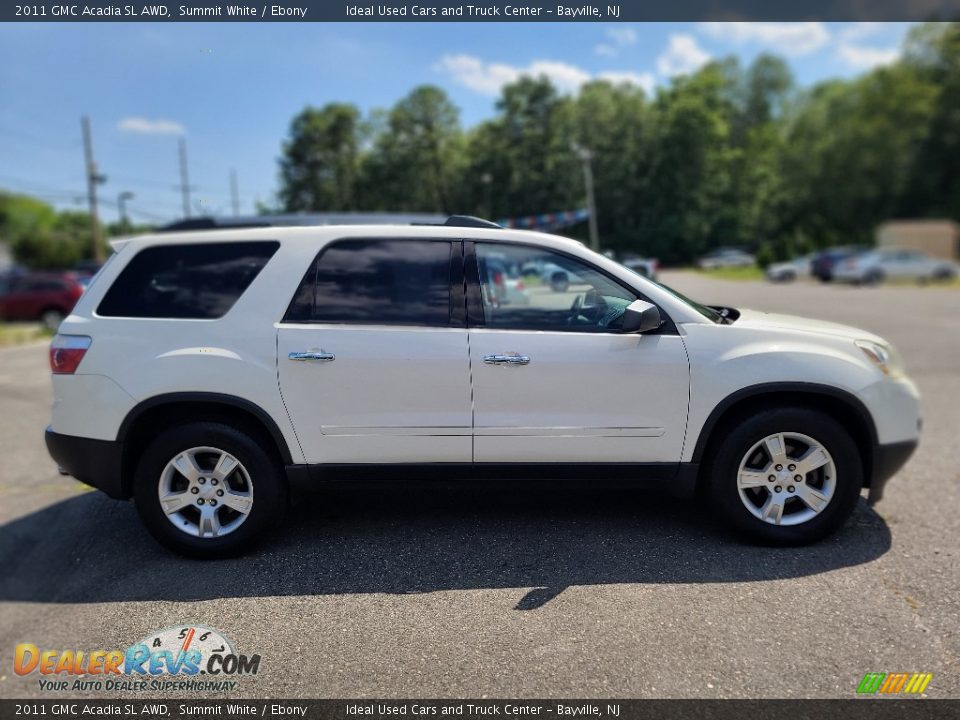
133,422,287,558
706,408,862,544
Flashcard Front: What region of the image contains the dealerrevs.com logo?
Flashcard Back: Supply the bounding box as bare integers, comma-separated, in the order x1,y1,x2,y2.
13,625,261,693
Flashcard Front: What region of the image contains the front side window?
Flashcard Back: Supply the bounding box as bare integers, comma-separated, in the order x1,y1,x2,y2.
97,241,279,319
285,239,452,326
474,243,637,332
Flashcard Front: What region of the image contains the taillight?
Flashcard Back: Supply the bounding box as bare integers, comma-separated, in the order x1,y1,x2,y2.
515,280,525,291
493,271,504,286
50,334,92,374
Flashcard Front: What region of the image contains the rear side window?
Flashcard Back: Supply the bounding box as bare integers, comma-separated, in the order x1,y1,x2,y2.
98,242,279,319
285,239,452,326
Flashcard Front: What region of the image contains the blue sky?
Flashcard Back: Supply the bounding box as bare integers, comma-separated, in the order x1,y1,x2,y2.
0,21,915,224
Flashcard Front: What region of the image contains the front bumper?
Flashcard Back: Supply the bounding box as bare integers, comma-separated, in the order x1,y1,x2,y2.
45,426,127,499
868,439,918,504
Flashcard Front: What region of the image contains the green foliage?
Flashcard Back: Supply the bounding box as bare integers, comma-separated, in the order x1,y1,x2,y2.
272,22,960,264
756,243,774,269
0,192,107,269
278,103,362,212
357,85,464,213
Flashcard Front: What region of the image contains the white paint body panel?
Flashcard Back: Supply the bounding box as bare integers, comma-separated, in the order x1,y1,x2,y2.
277,325,472,463
469,329,689,462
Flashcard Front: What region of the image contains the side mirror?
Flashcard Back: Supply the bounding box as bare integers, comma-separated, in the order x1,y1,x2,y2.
621,299,663,333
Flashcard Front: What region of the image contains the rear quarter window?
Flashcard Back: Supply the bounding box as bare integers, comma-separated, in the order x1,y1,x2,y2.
97,241,279,319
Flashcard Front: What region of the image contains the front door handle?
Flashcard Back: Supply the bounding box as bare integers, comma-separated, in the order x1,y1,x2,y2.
483,353,530,366
288,351,335,362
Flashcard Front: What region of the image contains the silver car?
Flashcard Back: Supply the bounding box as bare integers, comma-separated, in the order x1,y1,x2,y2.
698,248,756,270
833,248,958,285
766,254,814,283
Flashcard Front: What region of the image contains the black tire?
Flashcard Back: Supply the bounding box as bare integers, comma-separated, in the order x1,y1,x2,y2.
932,267,955,283
133,422,287,559
705,407,862,545
863,270,885,286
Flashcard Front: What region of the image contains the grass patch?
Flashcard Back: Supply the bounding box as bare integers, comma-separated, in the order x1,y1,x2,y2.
695,266,764,281
0,323,53,347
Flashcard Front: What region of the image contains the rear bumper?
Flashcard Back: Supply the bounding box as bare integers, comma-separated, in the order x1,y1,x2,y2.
45,426,127,499
868,439,918,504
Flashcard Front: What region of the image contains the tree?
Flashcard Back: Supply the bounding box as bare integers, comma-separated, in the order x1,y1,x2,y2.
900,22,960,219
0,192,105,269
278,103,362,211
459,77,579,221
357,85,464,213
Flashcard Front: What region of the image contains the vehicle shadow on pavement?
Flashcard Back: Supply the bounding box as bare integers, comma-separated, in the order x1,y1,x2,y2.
0,481,891,610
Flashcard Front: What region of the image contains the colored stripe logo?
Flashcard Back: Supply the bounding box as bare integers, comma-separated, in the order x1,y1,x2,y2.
857,672,932,695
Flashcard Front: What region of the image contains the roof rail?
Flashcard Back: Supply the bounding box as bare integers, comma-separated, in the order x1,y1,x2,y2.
443,215,501,229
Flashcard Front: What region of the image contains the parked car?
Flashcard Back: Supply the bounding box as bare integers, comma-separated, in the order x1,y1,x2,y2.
481,257,530,306
698,248,756,270
530,261,584,292
765,254,814,283
72,259,104,276
622,257,659,282
832,248,959,285
46,219,920,557
0,271,86,329
810,247,861,283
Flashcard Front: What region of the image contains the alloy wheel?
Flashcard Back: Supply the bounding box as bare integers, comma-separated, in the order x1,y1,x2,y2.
736,432,837,526
157,446,254,538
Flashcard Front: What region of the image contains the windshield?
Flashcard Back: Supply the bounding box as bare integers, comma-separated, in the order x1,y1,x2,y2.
647,278,725,323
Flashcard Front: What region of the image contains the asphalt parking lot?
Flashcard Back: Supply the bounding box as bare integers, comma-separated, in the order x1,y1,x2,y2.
0,271,958,699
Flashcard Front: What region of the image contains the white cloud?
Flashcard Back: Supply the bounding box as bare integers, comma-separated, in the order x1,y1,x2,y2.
656,34,711,77
606,27,638,47
117,117,185,135
435,54,653,96
840,22,884,42
595,26,637,57
598,71,656,94
698,22,830,56
837,44,900,70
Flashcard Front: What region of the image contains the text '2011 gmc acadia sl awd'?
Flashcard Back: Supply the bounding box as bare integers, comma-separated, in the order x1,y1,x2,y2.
45,218,920,557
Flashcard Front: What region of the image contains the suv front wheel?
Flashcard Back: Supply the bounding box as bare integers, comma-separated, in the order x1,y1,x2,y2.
133,422,287,558
706,408,863,544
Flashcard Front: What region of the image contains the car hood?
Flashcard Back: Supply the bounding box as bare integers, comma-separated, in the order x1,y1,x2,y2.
734,309,886,344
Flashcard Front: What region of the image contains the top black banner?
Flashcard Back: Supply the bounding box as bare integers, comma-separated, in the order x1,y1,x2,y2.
5,0,960,22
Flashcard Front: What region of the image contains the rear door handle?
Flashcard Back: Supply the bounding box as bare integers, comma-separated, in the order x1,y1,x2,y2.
288,351,335,362
483,353,530,366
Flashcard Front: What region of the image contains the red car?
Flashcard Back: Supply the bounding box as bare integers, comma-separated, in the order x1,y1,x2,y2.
0,272,86,329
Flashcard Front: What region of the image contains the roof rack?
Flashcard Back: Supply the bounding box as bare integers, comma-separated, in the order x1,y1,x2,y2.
442,215,501,229
157,213,501,232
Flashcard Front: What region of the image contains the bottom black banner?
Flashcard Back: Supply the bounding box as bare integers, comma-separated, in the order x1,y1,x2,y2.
1,700,959,720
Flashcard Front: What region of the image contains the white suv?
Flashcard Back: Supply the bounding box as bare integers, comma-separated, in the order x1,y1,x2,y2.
45,218,921,557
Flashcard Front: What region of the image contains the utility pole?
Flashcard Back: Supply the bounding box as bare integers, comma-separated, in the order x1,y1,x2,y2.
117,191,134,226
177,137,192,218
572,143,599,252
81,116,105,262
230,169,240,216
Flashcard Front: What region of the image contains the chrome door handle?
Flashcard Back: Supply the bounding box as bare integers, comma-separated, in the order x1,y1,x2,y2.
288,351,335,362
483,353,530,366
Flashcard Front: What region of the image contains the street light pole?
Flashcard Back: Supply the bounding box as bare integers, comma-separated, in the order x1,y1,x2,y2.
571,143,599,251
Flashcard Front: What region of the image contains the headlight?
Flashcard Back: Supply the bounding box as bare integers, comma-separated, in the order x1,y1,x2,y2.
856,340,904,378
